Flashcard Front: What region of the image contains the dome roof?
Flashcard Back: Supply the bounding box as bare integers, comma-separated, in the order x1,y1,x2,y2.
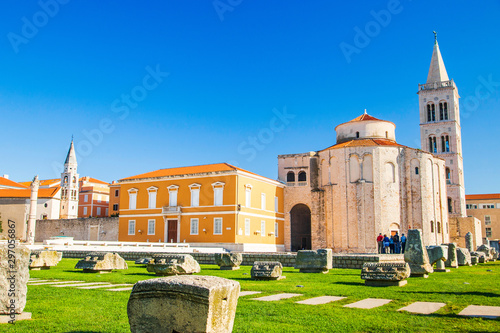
334,112,396,144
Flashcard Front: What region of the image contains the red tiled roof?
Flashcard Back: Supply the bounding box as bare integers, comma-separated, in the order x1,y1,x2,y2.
0,187,60,199
321,138,403,151
19,178,60,187
347,113,382,122
466,193,500,200
0,177,28,189
80,177,110,185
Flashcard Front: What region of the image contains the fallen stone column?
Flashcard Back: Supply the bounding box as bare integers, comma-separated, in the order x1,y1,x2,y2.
295,249,332,273
214,253,242,270
29,250,62,270
361,262,410,287
75,252,128,273
147,254,200,276
251,261,285,280
427,245,449,272
456,248,472,266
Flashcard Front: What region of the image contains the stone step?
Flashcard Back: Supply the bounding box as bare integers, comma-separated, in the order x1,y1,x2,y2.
296,296,346,305
252,293,303,301
343,298,392,309
107,287,134,291
398,302,446,314
458,305,500,319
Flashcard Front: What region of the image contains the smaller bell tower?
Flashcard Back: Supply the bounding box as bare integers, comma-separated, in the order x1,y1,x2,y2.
60,139,79,219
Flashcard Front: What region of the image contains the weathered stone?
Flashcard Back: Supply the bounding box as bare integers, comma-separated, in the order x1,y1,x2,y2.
75,252,128,273
251,261,285,280
476,244,492,261
427,246,449,272
465,232,474,253
443,243,458,268
491,248,498,261
361,262,410,287
29,250,62,270
471,251,486,263
404,229,433,277
147,254,201,276
456,248,472,266
128,275,240,333
1,243,30,315
295,249,332,273
134,258,151,265
470,255,478,265
214,253,242,270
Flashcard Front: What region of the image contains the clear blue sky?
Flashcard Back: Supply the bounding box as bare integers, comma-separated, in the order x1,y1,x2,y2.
0,0,499,194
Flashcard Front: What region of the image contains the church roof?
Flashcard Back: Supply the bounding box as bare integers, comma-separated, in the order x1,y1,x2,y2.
0,187,60,199
0,176,28,189
426,41,449,84
321,138,403,151
19,178,60,187
347,113,382,122
465,193,500,200
80,177,110,185
65,140,77,165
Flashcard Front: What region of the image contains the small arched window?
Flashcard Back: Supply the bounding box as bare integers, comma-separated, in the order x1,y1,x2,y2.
427,103,436,122
430,221,434,233
448,197,453,213
72,176,77,184
298,171,307,182
385,131,388,138
429,136,437,153
356,131,359,138
64,176,68,184
415,167,419,175
437,222,441,233
443,102,448,120
286,171,295,182
445,168,451,184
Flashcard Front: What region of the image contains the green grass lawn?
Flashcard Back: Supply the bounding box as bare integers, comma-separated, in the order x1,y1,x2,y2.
2,259,499,332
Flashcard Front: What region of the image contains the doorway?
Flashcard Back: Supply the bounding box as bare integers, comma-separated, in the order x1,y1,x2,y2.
167,220,178,243
290,204,311,251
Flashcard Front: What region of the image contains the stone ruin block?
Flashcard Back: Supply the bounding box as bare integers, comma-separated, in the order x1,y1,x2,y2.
456,248,472,266
128,275,239,333
470,251,486,264
470,255,478,265
443,243,458,268
1,243,31,321
295,249,332,273
427,245,449,272
465,232,474,253
361,262,410,287
404,229,433,278
147,254,201,276
476,244,493,261
134,258,151,265
75,252,128,273
491,248,498,260
251,261,285,280
29,250,62,270
214,253,242,270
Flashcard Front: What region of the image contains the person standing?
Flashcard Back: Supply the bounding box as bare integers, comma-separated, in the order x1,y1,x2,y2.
401,233,407,253
377,233,383,254
393,232,400,254
383,234,390,254
389,236,395,254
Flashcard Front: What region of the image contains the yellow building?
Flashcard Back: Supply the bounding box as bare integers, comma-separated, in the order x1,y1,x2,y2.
117,163,285,252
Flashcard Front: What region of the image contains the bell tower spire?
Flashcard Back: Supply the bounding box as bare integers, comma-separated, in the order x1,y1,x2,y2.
418,34,466,218
60,139,79,219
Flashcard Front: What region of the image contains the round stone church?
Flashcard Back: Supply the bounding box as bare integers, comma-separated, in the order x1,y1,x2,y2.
278,112,449,253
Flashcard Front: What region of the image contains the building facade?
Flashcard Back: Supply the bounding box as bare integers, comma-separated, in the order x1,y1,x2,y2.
466,194,500,241
117,163,285,252
279,112,449,253
78,176,110,218
108,181,120,216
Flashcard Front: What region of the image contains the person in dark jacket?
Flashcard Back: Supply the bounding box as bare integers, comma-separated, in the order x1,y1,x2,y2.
393,232,400,254
401,233,407,253
383,234,390,253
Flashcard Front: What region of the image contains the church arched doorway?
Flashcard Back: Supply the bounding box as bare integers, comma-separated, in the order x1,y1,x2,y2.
290,204,311,251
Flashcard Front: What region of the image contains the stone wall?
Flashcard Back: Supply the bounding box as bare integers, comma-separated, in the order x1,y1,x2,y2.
449,216,483,249
34,217,119,242
331,254,404,269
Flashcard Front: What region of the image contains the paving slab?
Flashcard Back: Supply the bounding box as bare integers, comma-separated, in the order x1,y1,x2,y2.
239,291,262,297
398,302,446,314
458,305,500,319
77,284,132,290
0,312,31,323
343,298,392,309
28,281,84,286
296,296,346,305
27,280,53,283
252,293,303,301
107,287,134,291
53,282,110,288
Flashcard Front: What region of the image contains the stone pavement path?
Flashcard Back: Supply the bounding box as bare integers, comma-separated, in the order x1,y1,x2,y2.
398,302,446,314
458,305,500,319
53,282,110,288
28,280,84,286
252,293,303,301
343,298,392,309
77,284,133,290
296,296,345,305
107,287,134,291
239,291,262,297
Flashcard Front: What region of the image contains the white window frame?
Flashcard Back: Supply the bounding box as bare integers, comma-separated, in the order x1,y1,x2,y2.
84,194,88,203
97,195,101,203
128,220,136,235
105,208,108,216
245,218,250,236
128,189,138,210
275,222,279,237
83,207,88,215
97,207,101,215
190,218,199,235
214,217,223,235
148,187,158,209
212,182,225,206
261,220,265,237
147,219,155,235
485,215,491,225
168,185,179,207
245,185,252,207
189,184,201,207
275,196,279,212
261,193,266,210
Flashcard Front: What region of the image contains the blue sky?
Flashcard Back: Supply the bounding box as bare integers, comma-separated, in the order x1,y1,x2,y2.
0,0,499,194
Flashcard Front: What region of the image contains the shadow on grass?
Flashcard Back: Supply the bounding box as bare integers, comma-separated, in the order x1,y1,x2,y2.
332,281,364,286
125,273,156,277
402,291,500,298
65,331,102,333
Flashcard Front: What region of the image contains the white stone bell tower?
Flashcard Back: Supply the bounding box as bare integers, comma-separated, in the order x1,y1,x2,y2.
60,139,79,219
418,33,466,217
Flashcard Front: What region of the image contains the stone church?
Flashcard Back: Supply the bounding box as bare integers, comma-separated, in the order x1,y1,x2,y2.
279,38,468,253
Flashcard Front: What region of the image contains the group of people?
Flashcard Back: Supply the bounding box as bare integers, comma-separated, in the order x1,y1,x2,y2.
376,232,407,254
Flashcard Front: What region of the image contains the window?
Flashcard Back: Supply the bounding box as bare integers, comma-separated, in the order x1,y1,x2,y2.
483,204,495,209
113,204,119,211
128,220,135,235
485,216,491,225
214,218,222,235
430,221,434,233
97,195,101,203
446,168,451,184
298,171,307,182
97,207,101,215
245,186,252,207
356,131,359,138
275,196,279,212
148,187,158,209
261,220,265,237
168,186,178,207
275,222,279,237
415,167,419,175
64,176,68,184
261,193,266,210
245,218,250,236
212,182,224,206
427,103,436,122
190,218,199,235
115,189,119,197
429,136,437,153
448,198,453,213
148,219,155,235
441,102,448,120
287,171,295,182
485,228,492,238
83,207,88,215
84,194,88,203
437,221,441,233
466,204,478,210
445,136,450,152
128,189,137,210
105,208,108,215
190,185,200,207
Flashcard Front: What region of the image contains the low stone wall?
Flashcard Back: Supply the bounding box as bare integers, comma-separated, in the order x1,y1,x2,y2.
34,217,119,242
332,254,404,269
